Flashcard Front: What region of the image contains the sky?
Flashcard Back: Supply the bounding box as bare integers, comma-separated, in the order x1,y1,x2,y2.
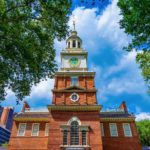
1,0,150,121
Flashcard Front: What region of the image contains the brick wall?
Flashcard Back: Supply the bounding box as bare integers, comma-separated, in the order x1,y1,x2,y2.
101,121,142,150
48,111,103,150
53,76,97,105
8,121,49,150
55,76,95,90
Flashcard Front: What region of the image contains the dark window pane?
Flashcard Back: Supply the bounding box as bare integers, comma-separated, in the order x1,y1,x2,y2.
68,42,70,48
70,121,79,145
78,42,80,48
63,130,68,145
73,40,76,47
82,130,86,145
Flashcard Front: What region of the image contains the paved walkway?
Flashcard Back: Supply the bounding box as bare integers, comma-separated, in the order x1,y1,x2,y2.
0,148,7,150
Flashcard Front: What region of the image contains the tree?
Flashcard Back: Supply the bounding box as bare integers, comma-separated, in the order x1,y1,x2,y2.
117,0,150,92
0,0,71,103
136,120,150,146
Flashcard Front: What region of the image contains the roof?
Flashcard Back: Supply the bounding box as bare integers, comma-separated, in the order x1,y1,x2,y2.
142,147,150,150
15,113,49,118
100,112,134,118
14,113,50,122
100,112,135,121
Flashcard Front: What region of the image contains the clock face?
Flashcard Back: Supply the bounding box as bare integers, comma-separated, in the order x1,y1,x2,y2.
69,57,80,68
70,93,79,102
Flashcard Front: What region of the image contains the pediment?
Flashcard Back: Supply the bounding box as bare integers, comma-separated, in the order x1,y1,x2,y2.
64,85,85,91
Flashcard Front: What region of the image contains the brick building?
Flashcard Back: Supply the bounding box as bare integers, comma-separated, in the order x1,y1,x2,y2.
0,107,14,144
8,28,141,150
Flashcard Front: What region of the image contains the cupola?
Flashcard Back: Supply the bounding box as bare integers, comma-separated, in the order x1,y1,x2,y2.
66,21,82,49
66,31,82,49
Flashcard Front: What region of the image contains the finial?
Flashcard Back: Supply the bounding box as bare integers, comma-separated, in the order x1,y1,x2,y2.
73,15,76,31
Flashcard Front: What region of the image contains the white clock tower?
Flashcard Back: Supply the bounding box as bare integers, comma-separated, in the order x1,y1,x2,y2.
61,29,88,71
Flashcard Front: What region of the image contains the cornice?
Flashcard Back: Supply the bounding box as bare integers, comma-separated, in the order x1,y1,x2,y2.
48,105,102,112
61,51,88,55
100,117,135,122
24,112,49,114
14,118,50,122
55,71,95,76
52,89,97,93
60,68,88,71
100,111,125,114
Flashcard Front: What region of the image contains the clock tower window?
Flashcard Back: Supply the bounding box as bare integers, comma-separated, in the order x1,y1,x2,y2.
78,42,80,48
73,40,76,48
71,76,78,86
68,42,70,48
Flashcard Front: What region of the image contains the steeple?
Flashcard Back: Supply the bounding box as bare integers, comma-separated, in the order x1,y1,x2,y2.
73,16,76,31
65,17,82,50
60,20,88,71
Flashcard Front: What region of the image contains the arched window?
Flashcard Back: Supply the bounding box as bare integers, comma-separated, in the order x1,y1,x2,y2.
68,42,70,48
70,121,79,145
78,42,80,48
73,40,76,48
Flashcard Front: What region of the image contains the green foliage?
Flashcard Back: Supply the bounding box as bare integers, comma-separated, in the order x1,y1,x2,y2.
118,0,150,92
136,51,150,91
1,142,8,148
0,0,71,103
136,120,150,146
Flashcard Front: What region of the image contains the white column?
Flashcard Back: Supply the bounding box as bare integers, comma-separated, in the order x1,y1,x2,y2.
70,40,72,48
76,40,78,48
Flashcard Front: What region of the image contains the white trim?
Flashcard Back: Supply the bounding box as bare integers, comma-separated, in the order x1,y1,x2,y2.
109,123,118,137
45,123,49,136
31,123,40,136
70,93,79,102
17,123,26,136
67,116,81,125
100,123,104,136
123,123,132,137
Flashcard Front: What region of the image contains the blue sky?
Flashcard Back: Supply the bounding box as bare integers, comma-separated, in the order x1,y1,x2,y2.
1,0,150,120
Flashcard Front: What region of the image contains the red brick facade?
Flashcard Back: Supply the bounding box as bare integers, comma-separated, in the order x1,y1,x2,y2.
9,121,49,150
101,121,141,150
52,76,97,105
48,111,102,150
8,30,142,150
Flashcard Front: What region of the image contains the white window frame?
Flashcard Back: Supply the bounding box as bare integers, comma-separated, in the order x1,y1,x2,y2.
17,123,26,136
45,123,49,136
100,123,104,136
31,123,40,136
123,123,132,137
109,123,118,137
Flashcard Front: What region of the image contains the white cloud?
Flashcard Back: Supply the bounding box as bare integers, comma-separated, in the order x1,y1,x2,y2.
136,112,150,121
68,0,130,53
101,51,147,95
97,0,131,49
104,51,138,78
1,79,54,112
2,0,149,113
28,79,54,99
54,39,66,66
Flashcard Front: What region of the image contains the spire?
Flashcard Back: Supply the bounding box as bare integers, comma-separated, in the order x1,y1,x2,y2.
73,15,76,31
